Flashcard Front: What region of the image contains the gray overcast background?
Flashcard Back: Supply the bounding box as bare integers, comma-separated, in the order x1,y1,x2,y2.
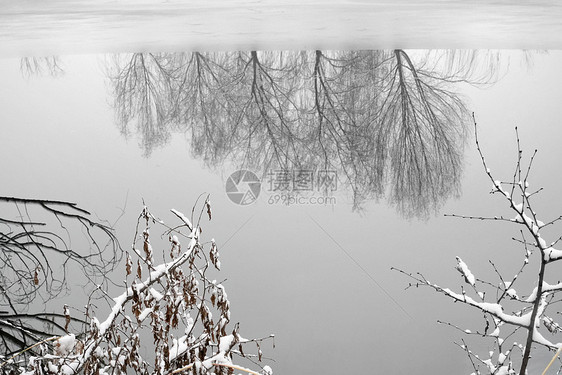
2,2,562,374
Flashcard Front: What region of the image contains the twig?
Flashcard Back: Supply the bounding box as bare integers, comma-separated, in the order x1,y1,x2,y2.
0,335,60,368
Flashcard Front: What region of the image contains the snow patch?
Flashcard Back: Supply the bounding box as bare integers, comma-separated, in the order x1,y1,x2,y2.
455,257,475,286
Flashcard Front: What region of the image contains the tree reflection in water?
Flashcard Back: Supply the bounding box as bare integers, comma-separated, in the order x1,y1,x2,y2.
108,49,500,217
20,56,64,77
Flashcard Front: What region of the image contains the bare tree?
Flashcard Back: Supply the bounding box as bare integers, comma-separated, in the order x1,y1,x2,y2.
0,196,121,360
376,50,468,216
109,49,500,217
394,117,562,374
20,57,64,78
305,50,385,207
110,53,177,156
170,51,241,166
224,50,306,171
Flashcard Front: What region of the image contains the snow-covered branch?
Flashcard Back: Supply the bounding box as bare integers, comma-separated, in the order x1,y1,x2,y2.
4,201,274,375
394,117,562,375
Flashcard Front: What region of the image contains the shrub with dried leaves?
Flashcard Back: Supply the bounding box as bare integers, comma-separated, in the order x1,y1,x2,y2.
1,197,274,375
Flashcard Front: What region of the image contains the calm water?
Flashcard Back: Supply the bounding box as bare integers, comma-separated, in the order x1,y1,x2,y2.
3,51,562,374
2,1,562,374
1,0,562,56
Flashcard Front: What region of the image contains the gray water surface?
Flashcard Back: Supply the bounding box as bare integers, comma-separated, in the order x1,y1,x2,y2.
2,50,562,375
2,1,562,374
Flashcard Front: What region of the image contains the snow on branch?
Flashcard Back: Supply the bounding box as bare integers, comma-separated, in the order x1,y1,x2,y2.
455,257,476,287
392,268,532,328
394,116,562,375
3,198,274,375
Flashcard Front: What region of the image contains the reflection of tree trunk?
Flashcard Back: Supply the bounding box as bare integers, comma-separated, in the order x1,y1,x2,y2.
383,50,465,216
112,53,174,156
109,49,478,217
311,50,412,208
20,56,63,77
